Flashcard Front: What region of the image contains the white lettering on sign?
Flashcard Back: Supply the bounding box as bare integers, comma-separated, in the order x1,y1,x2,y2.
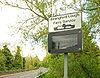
49,12,82,32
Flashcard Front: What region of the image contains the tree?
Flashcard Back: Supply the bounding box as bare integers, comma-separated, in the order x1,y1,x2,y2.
47,54,64,78
14,46,22,69
68,22,100,78
41,53,49,68
33,56,40,68
25,55,40,69
25,55,34,69
84,0,100,42
23,57,26,69
2,45,14,70
0,49,6,71
84,0,100,27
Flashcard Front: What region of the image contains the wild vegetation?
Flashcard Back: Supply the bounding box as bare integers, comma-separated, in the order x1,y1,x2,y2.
0,44,40,76
0,0,100,78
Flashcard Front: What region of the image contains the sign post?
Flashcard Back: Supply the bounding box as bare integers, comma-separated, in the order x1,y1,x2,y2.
64,53,68,78
48,12,82,78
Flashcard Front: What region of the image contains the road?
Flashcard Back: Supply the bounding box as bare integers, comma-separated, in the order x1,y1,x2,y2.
0,67,48,78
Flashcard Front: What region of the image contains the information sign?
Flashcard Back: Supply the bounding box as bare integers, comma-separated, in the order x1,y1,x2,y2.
48,12,82,53
49,12,81,32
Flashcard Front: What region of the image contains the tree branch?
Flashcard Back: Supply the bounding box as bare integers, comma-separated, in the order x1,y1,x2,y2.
1,0,48,21
24,0,48,21
35,2,48,21
4,1,29,10
83,7,100,11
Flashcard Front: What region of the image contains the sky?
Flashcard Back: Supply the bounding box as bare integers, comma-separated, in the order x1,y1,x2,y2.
0,6,22,44
0,5,46,61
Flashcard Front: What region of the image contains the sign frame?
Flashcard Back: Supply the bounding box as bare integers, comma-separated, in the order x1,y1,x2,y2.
48,29,82,53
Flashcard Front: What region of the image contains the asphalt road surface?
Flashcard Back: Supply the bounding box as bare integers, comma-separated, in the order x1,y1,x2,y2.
0,67,48,78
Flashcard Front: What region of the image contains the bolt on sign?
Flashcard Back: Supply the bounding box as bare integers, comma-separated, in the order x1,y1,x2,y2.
48,12,82,53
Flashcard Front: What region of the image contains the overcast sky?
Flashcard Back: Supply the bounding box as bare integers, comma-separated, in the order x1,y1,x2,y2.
0,5,46,61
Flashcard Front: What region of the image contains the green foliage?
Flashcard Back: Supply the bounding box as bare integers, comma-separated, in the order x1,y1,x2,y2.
33,56,40,68
0,45,25,71
41,54,64,78
69,52,100,78
14,46,22,69
83,0,100,37
2,45,14,70
0,49,6,71
25,55,40,69
33,26,48,48
25,56,34,69
41,54,49,68
85,0,100,27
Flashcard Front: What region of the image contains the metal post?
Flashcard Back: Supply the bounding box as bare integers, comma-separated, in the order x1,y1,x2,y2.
64,53,68,78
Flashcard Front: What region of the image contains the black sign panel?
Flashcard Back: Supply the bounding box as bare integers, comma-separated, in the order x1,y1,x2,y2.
48,29,82,53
